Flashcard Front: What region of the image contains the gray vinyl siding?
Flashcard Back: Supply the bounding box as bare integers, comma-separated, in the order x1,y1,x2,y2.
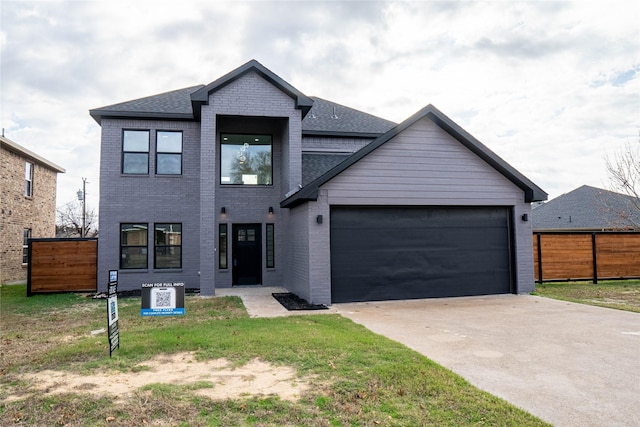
322,117,522,205
97,119,201,292
319,116,535,294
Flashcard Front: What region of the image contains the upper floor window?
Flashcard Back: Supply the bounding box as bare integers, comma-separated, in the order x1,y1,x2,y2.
24,162,33,197
156,131,182,175
122,130,149,174
220,134,272,185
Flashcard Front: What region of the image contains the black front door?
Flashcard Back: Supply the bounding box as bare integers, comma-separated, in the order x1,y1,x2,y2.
232,224,262,285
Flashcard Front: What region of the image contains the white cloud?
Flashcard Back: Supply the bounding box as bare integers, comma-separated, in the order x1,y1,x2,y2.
1,0,638,212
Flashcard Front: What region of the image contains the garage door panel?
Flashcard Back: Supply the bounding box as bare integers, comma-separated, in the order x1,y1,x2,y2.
330,206,512,303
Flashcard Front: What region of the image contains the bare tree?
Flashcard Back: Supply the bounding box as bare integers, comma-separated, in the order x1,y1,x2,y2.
56,200,98,237
605,134,640,229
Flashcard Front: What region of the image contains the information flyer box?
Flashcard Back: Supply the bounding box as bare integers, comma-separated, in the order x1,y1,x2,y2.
141,282,185,316
107,270,119,357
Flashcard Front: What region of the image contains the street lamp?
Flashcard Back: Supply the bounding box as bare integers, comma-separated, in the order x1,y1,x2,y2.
77,178,87,238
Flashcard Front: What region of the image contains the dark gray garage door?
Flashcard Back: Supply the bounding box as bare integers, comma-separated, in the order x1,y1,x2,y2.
330,206,513,303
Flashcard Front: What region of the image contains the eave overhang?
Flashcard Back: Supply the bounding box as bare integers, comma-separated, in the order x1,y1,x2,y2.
89,110,195,124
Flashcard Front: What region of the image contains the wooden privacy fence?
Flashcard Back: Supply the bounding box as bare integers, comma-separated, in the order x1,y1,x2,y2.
27,238,98,295
533,232,640,283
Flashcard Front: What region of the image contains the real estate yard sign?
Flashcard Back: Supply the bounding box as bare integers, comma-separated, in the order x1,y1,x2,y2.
107,270,119,357
141,282,185,316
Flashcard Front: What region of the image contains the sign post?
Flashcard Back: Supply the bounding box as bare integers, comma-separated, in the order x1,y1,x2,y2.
141,282,185,316
107,270,120,357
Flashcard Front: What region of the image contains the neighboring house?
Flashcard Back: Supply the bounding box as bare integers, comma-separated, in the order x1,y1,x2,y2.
90,60,546,304
532,185,640,231
0,135,65,283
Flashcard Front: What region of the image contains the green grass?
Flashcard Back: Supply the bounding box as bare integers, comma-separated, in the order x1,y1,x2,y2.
0,284,549,426
533,279,640,312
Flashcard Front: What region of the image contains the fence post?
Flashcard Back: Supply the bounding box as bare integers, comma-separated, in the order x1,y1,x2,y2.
592,233,598,284
536,233,543,284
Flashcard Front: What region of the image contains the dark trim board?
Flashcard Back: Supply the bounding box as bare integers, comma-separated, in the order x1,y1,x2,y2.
330,206,514,303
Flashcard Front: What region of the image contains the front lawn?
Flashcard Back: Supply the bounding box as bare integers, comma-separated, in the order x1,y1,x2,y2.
533,280,640,312
0,284,549,426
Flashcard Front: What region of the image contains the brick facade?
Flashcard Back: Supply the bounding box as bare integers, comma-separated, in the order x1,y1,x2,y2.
1,137,64,283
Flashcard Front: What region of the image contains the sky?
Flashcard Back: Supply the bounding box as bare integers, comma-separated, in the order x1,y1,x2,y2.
1,0,639,216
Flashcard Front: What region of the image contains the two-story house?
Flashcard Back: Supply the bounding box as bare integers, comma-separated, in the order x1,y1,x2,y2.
1,135,65,283
90,60,546,304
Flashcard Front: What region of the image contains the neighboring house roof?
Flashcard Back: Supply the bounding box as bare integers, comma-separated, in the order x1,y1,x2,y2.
89,61,395,139
532,185,640,231
0,135,66,173
302,153,351,186
302,97,396,138
282,104,547,207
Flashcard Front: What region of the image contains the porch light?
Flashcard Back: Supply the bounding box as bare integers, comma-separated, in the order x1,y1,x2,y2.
268,206,274,215
221,207,226,215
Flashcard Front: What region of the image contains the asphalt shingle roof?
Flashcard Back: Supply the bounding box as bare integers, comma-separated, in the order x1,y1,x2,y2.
90,88,395,138
90,61,395,138
532,185,640,230
90,85,204,121
302,153,352,185
302,97,396,136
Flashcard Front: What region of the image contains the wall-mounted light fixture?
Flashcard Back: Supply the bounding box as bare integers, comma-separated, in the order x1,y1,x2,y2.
521,213,528,222
268,206,274,215
316,214,323,224
221,207,226,215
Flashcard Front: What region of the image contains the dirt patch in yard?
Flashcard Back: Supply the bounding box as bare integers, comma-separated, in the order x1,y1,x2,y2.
5,352,311,403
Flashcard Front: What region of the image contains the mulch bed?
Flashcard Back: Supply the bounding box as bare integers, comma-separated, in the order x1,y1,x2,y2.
272,292,328,311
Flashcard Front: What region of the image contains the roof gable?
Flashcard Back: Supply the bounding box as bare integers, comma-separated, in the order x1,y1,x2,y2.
282,104,547,207
532,185,640,230
190,59,314,120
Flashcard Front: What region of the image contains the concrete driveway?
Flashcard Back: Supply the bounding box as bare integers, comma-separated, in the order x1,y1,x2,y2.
333,295,640,427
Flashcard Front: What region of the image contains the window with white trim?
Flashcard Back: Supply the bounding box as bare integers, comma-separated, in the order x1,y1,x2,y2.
24,162,33,197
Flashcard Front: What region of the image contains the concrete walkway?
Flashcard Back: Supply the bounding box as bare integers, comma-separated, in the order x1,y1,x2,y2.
216,288,640,427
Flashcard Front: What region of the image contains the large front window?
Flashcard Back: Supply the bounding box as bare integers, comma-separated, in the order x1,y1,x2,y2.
220,134,272,185
120,223,148,269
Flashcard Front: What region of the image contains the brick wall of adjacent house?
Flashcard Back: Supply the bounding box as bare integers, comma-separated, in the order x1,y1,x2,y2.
1,146,59,283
